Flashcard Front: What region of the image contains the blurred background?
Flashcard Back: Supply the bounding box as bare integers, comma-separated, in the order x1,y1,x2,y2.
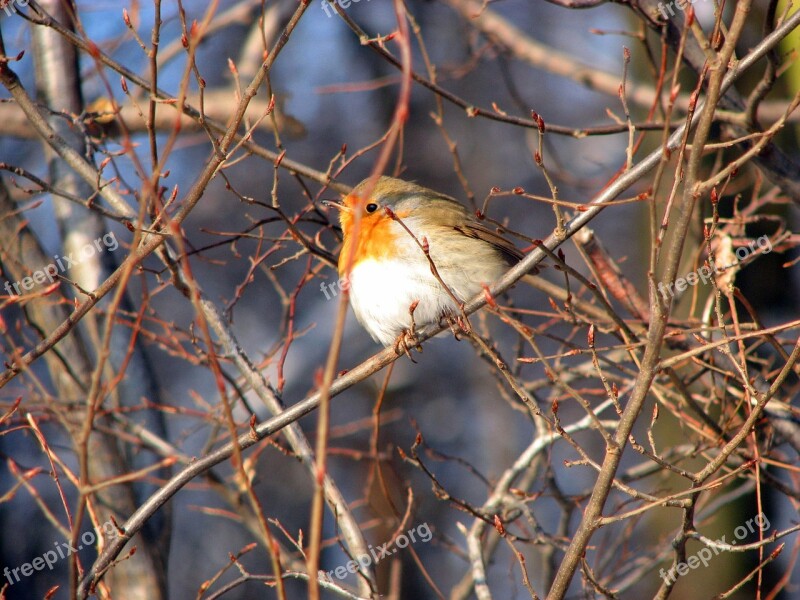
1,0,799,598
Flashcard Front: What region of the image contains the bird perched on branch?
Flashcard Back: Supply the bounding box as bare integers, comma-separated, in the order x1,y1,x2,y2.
324,176,524,349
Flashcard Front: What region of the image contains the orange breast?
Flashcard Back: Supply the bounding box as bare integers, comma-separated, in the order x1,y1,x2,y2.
338,211,410,276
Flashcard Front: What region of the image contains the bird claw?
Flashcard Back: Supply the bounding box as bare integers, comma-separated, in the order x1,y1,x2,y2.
393,328,422,361
446,317,461,340
443,312,471,341
393,300,423,360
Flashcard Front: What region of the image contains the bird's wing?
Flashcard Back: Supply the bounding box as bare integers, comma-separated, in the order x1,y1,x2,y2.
454,221,524,265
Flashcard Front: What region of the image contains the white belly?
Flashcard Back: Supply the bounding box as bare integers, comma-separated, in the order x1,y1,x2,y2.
346,258,468,347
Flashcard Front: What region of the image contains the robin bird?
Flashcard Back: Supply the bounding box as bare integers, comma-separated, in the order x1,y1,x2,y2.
325,176,524,348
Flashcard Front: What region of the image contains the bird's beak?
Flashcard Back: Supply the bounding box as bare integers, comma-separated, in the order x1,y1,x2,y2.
320,198,350,212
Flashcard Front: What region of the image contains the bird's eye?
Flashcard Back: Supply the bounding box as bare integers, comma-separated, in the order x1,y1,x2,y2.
365,203,379,213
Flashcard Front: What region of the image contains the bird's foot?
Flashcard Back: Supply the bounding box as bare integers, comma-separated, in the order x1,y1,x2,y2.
443,310,471,341
393,299,423,360
393,328,422,361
